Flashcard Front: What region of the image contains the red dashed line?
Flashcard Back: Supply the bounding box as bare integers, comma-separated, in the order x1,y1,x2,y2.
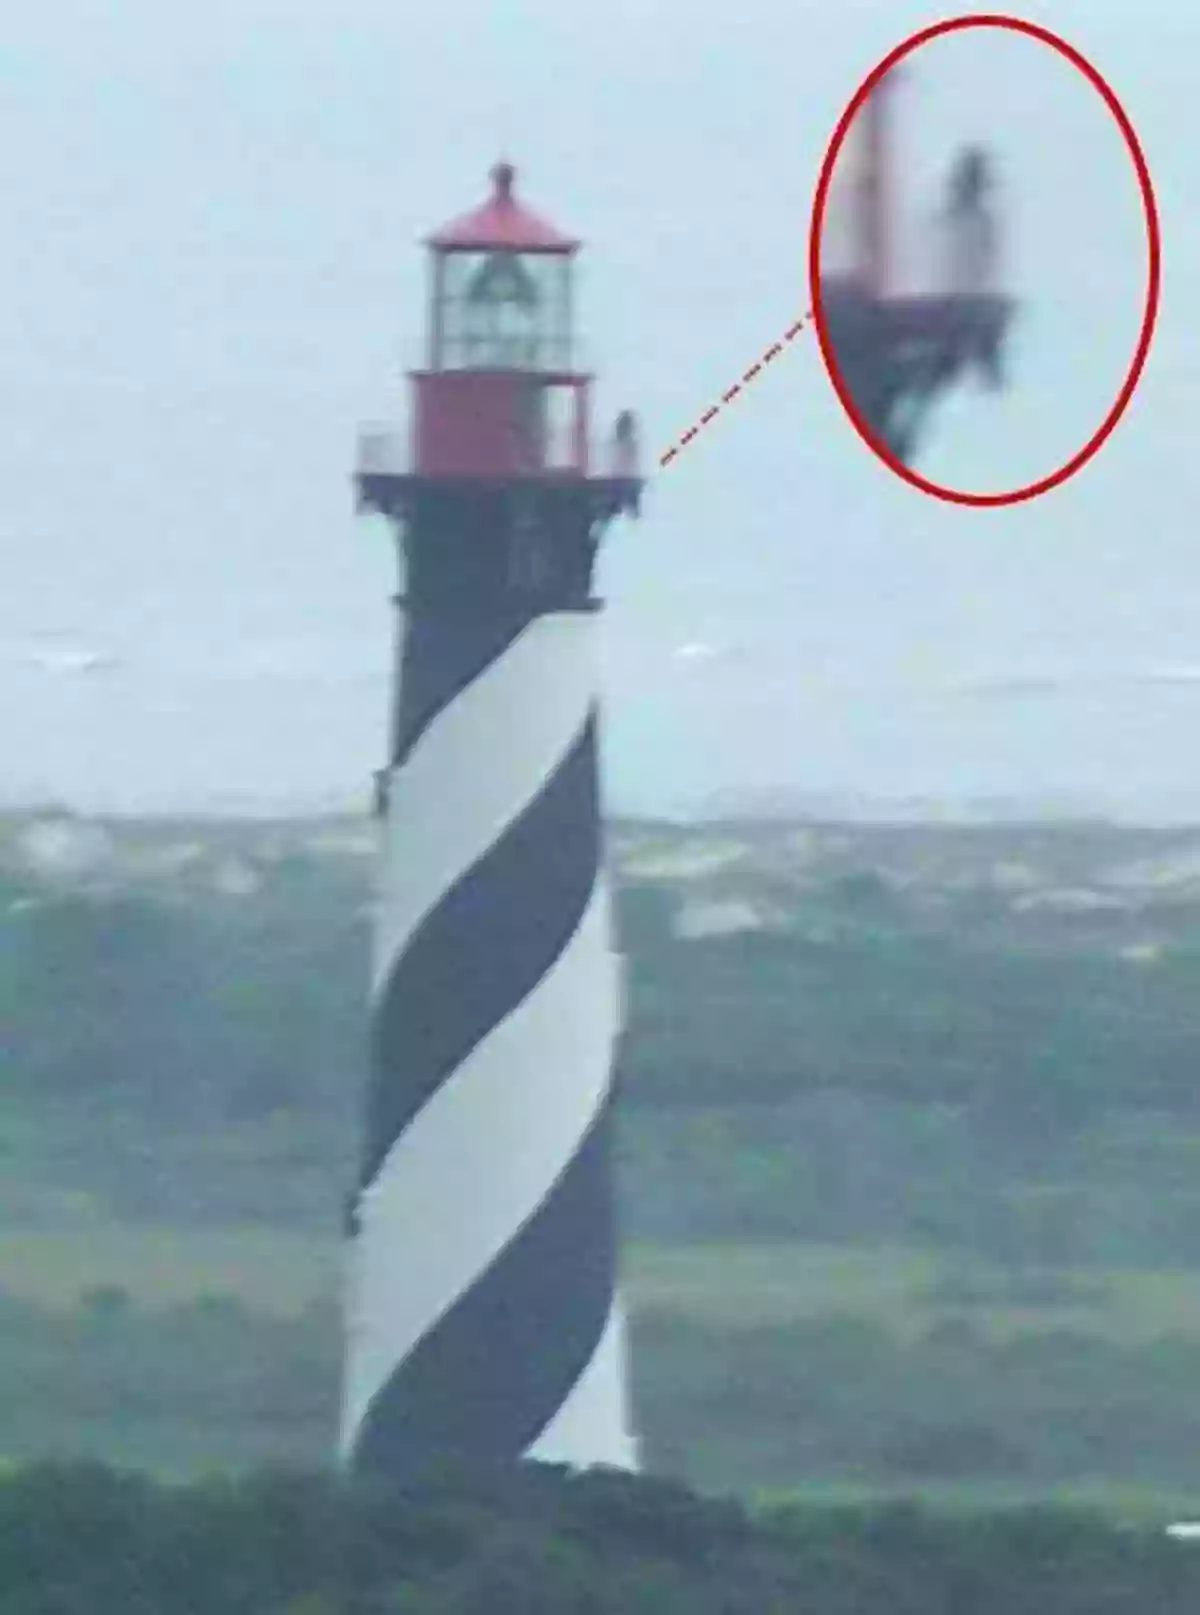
657,311,813,468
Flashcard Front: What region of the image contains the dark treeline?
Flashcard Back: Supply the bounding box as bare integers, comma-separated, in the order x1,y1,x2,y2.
8,866,1200,1273
5,867,1200,1123
1,1457,1197,1614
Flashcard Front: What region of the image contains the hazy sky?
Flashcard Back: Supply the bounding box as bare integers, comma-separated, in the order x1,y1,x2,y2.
1,0,1195,817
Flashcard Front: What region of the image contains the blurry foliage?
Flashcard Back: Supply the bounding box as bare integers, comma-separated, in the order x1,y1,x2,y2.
6,874,1200,1124
5,871,1200,1261
6,1286,1200,1500
6,852,1200,1508
1,1456,1199,1615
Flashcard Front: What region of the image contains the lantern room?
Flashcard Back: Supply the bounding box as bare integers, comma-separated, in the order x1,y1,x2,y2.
427,162,575,373
410,162,591,479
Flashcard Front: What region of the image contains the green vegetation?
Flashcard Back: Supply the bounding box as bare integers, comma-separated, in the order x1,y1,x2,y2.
7,851,1200,1131
8,868,1200,1266
2,1458,1199,1614
6,1267,1200,1507
5,816,1200,1516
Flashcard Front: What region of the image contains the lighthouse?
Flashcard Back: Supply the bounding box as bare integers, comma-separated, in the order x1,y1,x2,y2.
341,162,643,1482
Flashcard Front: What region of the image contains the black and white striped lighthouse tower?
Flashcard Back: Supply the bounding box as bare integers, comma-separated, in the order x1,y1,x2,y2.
341,162,643,1482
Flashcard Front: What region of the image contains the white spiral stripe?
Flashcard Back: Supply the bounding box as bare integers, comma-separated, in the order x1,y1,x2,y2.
529,1296,639,1470
342,875,620,1458
371,612,597,999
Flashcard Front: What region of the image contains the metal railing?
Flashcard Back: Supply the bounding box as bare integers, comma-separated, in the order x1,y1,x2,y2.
354,419,640,482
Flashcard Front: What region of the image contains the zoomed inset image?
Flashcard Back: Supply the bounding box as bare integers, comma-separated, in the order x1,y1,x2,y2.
810,17,1158,505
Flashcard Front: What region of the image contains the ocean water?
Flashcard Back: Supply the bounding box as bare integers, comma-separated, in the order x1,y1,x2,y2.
4,650,1200,823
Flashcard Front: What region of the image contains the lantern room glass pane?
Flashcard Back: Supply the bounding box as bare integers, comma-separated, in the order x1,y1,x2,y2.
437,251,572,372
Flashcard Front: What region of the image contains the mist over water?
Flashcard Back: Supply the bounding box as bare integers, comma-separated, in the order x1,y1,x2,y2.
6,645,1200,822
0,1,1193,822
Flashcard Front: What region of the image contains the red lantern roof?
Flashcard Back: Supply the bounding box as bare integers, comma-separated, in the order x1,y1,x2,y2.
426,162,580,255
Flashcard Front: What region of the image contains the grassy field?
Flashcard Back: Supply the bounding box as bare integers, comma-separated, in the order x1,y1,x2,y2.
629,1241,1200,1344
7,1221,1200,1523
6,1223,1200,1349
0,1224,340,1314
751,1479,1200,1530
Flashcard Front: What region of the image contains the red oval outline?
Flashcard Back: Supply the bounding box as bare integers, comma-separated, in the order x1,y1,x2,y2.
808,13,1161,507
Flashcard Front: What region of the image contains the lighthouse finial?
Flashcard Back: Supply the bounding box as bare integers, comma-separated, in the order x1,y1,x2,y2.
491,160,516,200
